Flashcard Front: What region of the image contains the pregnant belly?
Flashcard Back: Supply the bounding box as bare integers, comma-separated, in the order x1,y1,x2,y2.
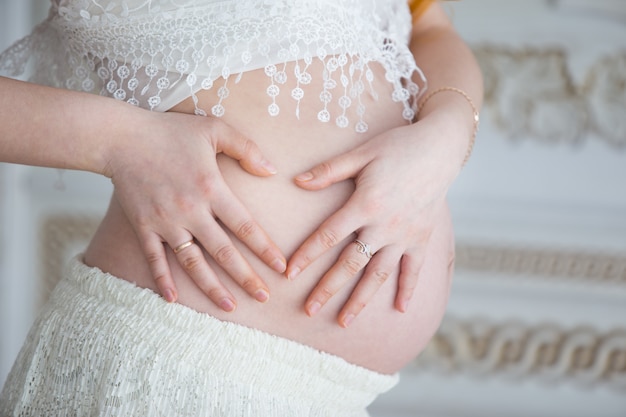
84,61,454,374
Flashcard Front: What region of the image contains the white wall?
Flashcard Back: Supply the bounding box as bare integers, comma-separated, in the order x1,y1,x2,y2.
372,1,626,415
0,0,40,391
0,0,112,388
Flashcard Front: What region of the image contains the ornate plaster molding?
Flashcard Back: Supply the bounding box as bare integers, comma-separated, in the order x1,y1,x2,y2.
456,243,626,284
413,316,626,390
39,214,626,290
39,214,626,289
474,46,626,148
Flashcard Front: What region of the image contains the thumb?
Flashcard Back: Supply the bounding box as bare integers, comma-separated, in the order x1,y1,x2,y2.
214,121,277,177
294,146,370,190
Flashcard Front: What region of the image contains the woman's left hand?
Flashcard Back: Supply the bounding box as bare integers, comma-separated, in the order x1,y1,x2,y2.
286,117,463,327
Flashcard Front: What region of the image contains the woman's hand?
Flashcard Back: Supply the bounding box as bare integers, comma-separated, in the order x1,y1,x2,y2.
103,111,286,311
287,115,464,327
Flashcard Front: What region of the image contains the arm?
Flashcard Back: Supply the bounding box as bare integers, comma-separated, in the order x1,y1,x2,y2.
286,3,483,327
0,75,286,310
409,3,483,163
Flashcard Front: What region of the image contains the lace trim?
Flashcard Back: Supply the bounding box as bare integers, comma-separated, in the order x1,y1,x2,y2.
0,0,426,132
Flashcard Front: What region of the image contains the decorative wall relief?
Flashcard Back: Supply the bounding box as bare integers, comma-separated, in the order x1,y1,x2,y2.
413,317,626,390
456,243,626,284
475,46,626,148
416,243,626,387
585,52,626,147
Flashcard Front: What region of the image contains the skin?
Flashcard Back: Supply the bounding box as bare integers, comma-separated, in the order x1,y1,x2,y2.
288,4,484,326
0,76,287,310
0,3,482,373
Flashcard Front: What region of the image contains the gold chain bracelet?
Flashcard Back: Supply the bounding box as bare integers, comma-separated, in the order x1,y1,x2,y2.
417,86,480,166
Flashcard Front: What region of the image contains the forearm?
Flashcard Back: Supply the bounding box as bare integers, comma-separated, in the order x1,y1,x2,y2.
0,76,145,175
409,4,484,165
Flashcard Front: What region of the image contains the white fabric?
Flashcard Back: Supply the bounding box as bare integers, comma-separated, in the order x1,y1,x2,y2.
0,257,398,416
0,0,425,132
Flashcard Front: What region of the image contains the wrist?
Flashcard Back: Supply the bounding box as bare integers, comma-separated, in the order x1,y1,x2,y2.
97,101,155,179
417,87,480,166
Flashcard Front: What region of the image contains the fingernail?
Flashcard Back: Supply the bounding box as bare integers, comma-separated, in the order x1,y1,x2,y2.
163,289,176,303
399,298,410,313
287,267,301,280
271,258,286,273
295,172,314,182
307,301,321,316
342,314,355,328
220,298,236,312
255,289,269,303
262,159,277,174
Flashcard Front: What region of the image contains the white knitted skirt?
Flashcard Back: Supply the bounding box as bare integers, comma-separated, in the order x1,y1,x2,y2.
0,257,398,417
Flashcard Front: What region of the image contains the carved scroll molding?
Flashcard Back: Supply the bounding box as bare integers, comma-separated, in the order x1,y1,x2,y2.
39,215,626,292
40,214,100,305
474,46,626,148
456,243,626,284
413,317,626,390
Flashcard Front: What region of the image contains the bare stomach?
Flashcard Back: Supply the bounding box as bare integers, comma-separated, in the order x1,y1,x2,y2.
83,61,454,374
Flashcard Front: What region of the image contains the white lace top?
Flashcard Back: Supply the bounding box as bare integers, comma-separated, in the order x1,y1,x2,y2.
0,0,426,132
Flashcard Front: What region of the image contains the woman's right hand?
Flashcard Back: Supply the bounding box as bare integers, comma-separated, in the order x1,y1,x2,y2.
102,110,286,311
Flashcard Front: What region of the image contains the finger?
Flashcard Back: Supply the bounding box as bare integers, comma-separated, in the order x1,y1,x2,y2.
194,220,271,304
138,231,178,303
338,245,403,328
304,237,378,317
394,202,447,312
212,189,286,273
286,199,364,279
171,238,239,311
211,120,277,176
395,248,427,313
294,145,371,190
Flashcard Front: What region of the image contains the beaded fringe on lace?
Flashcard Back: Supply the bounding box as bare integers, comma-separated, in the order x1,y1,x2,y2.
0,0,426,132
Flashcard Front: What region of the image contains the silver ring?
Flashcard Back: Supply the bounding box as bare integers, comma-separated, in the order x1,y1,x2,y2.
353,239,374,259
173,240,194,254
